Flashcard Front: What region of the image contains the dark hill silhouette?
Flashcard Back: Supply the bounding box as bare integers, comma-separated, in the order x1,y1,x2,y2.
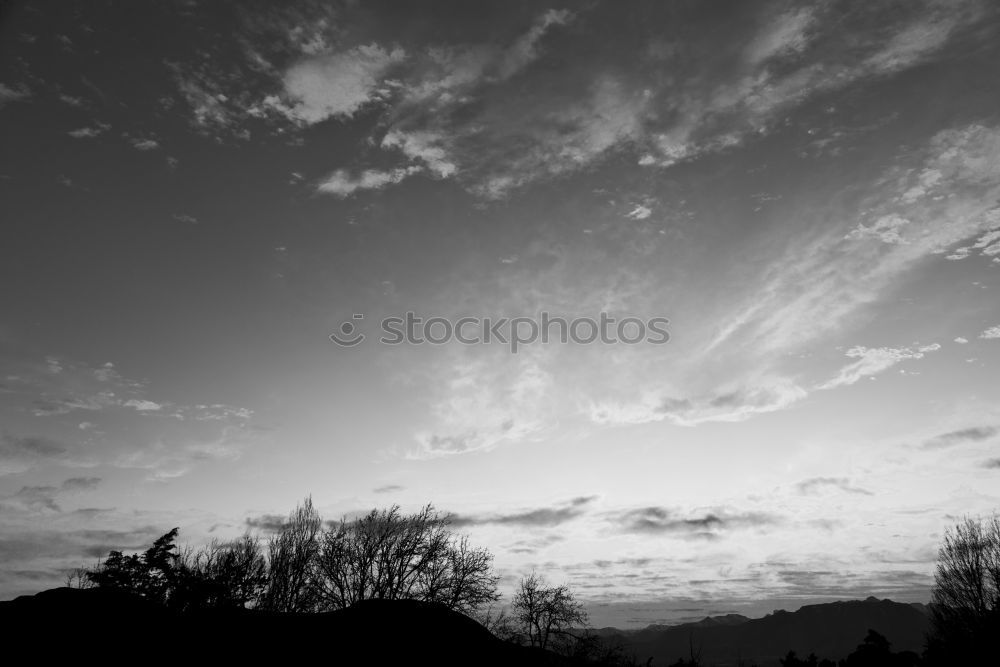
601,597,930,666
0,587,579,665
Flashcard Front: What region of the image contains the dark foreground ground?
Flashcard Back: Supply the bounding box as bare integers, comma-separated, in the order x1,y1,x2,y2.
5,589,996,666
0,587,576,665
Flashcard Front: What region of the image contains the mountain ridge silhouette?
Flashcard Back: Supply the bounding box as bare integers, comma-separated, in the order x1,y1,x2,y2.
596,596,930,666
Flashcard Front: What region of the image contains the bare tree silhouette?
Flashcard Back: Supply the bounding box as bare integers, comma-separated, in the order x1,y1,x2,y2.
511,572,588,652
312,503,499,614
925,512,1000,664
259,496,322,612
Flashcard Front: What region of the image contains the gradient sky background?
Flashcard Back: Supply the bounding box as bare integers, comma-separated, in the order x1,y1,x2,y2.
2,0,1000,628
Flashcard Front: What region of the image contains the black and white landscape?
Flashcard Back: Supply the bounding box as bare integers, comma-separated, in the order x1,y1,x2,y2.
1,1,999,664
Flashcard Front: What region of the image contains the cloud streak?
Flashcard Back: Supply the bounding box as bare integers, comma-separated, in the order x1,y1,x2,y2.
922,426,998,450
796,477,874,496
610,507,782,540
451,496,597,528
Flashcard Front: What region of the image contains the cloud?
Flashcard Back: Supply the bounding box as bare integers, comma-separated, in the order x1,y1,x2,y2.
124,0,992,198
505,534,566,555
129,137,160,151
818,343,940,390
0,525,165,570
845,214,911,245
244,513,286,533
381,130,456,178
411,352,554,457
2,486,61,513
1,477,101,514
0,434,69,476
281,44,406,124
373,484,404,494
795,477,874,496
589,378,807,427
68,122,110,138
170,66,243,133
20,358,145,416
744,7,816,65
983,458,1000,469
979,325,1000,339
495,9,573,80
862,3,973,74
115,424,252,482
317,166,423,197
610,506,781,539
922,426,998,450
944,218,1000,261
172,213,198,224
60,477,101,492
639,1,985,171
123,399,163,412
451,496,597,528
0,82,30,107
954,337,969,344
625,205,652,220
187,404,253,421
710,123,1000,358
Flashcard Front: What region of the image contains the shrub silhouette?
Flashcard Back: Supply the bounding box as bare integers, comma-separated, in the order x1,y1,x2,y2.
81,527,269,611
779,650,834,666
840,629,920,667
84,527,182,606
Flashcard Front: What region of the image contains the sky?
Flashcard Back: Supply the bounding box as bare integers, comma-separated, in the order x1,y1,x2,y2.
2,0,1000,628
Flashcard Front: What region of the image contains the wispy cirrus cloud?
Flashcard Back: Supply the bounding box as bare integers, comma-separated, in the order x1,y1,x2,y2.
410,350,555,458
5,356,252,424
114,424,256,482
818,343,941,390
495,9,573,80
709,122,1000,358
317,165,422,197
743,6,816,66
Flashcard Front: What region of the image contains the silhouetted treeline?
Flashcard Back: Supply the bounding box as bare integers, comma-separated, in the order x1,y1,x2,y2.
61,500,999,666
74,498,499,615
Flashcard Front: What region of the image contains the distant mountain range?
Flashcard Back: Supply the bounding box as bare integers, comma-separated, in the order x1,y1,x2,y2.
598,597,930,666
